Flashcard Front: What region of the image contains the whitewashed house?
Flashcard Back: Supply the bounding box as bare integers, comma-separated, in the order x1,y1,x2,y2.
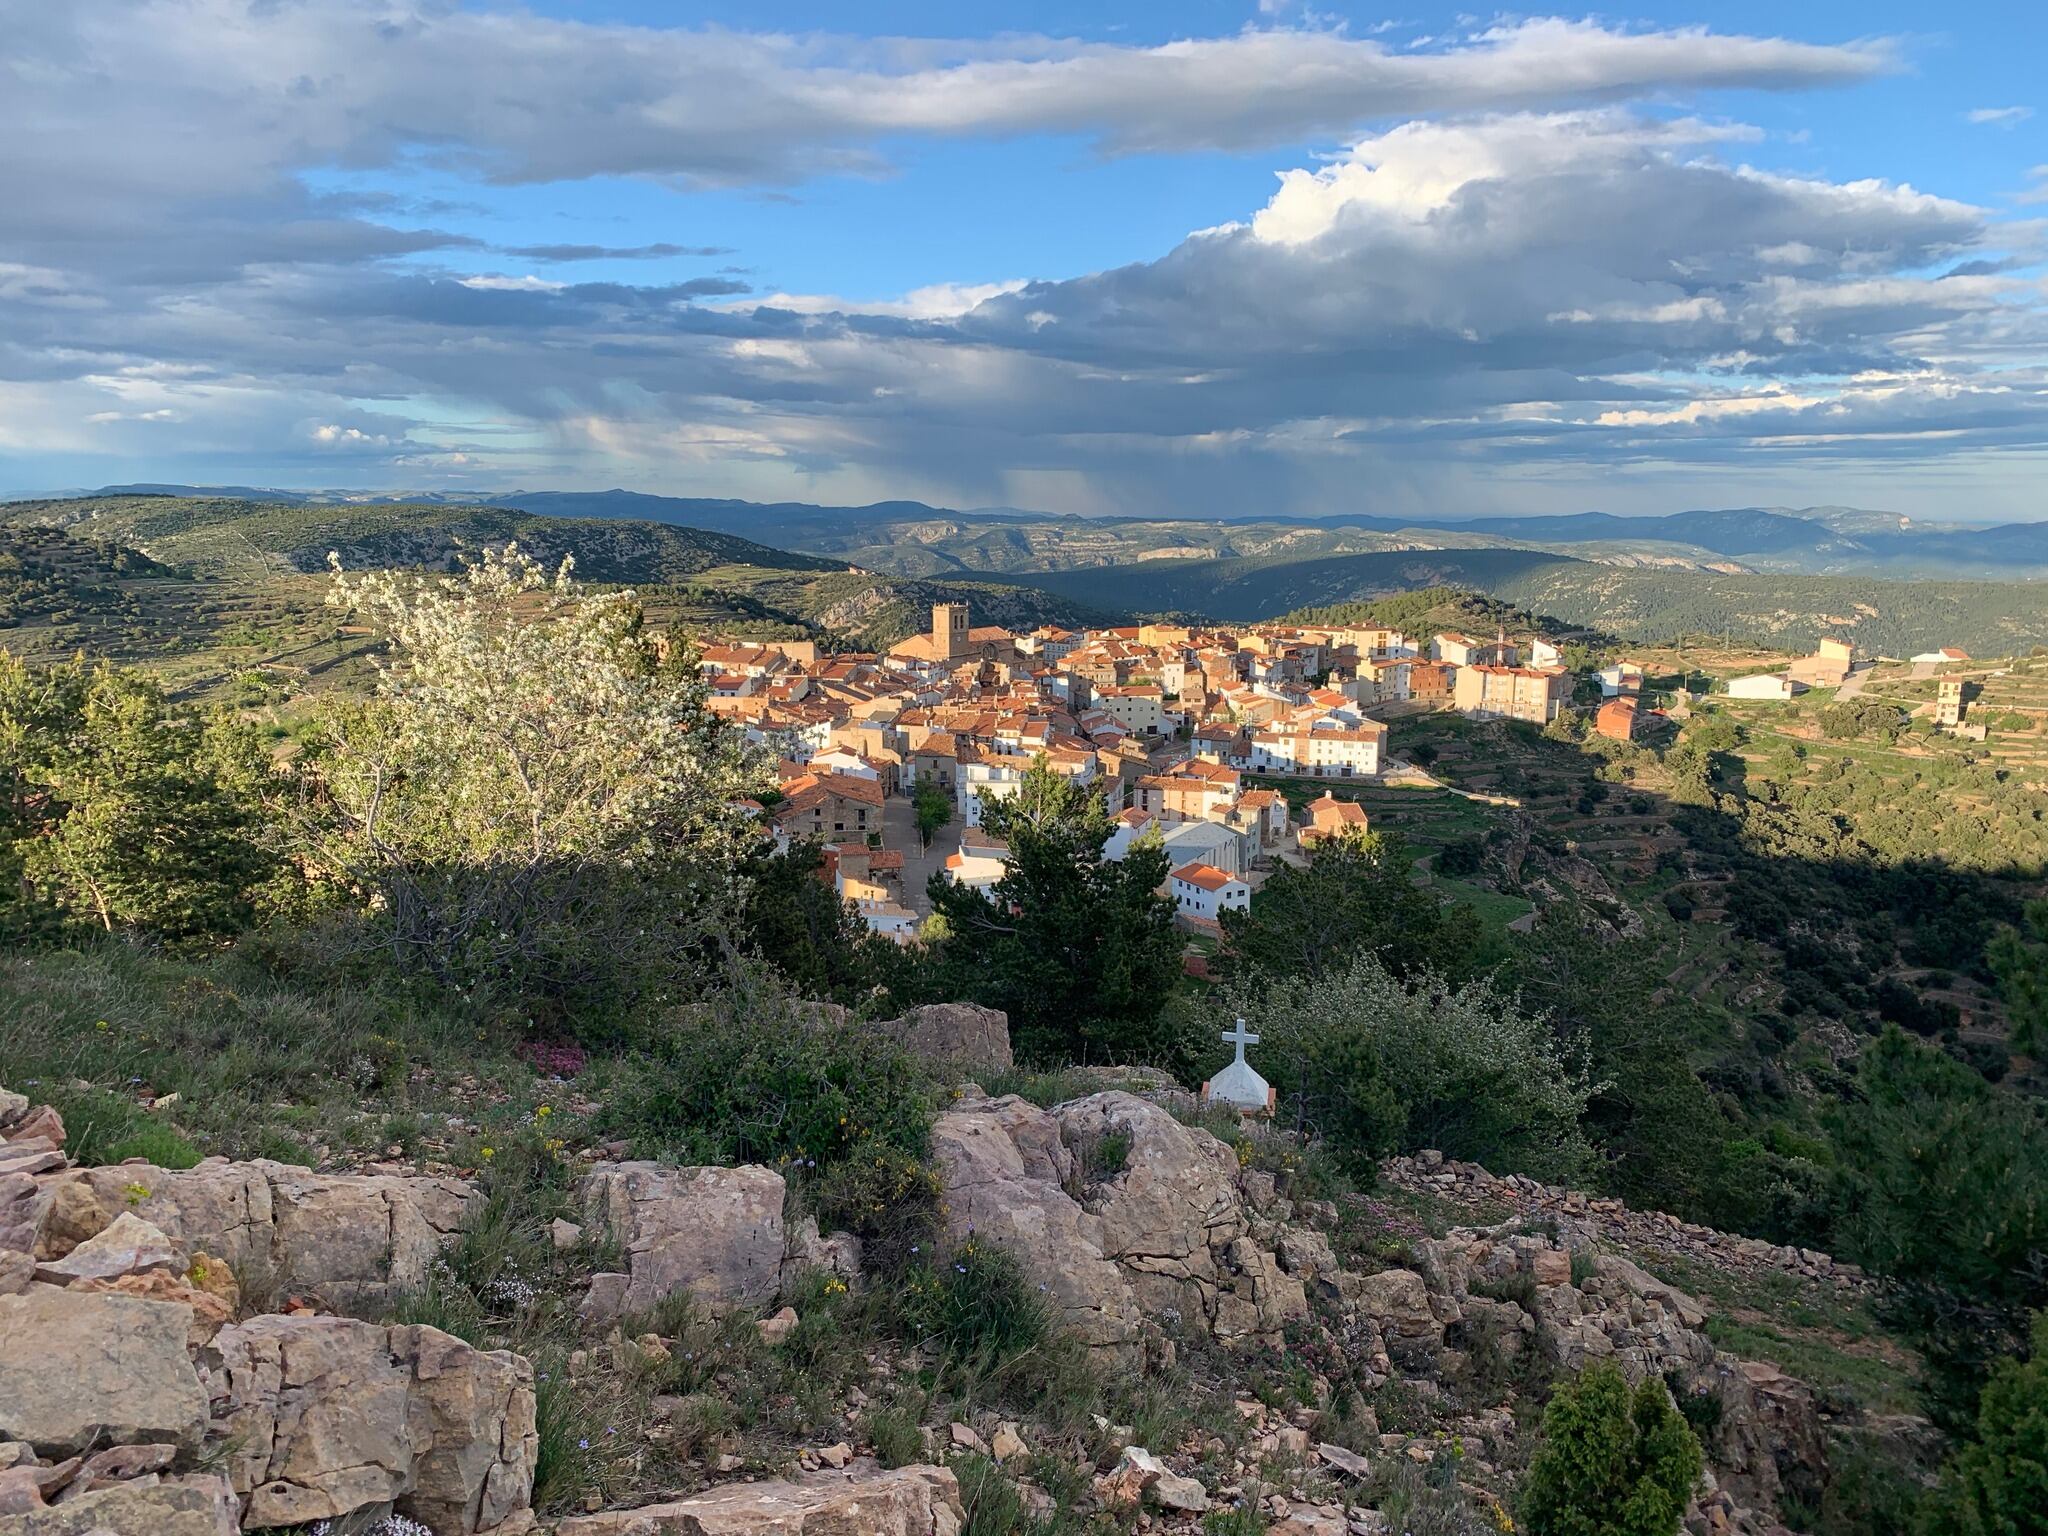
1170,862,1251,923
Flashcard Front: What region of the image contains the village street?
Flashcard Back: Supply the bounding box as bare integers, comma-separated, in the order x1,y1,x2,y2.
883,792,958,917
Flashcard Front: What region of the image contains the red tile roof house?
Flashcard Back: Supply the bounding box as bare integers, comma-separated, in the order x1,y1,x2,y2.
1169,861,1251,930
1298,792,1370,849
770,771,884,843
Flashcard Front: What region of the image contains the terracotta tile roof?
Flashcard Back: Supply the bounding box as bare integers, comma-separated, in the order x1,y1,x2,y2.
1172,862,1240,892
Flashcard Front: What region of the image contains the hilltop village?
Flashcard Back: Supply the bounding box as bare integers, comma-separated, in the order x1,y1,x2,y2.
699,602,1631,941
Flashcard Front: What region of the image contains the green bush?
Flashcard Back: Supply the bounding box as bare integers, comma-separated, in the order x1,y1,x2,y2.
600,987,936,1183
1521,1361,1704,1536
892,1241,1050,1372
865,1401,930,1469
1227,954,1597,1182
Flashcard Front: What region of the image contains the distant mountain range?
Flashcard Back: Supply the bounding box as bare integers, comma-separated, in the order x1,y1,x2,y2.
81,486,2048,581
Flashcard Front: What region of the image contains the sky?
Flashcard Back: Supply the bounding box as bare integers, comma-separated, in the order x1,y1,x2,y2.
4,2,2046,521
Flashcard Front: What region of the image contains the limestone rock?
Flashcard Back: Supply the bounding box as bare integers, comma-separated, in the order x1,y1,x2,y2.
577,1163,785,1318
931,1092,1305,1357
0,1175,49,1262
25,1183,101,1261
552,1464,964,1535
0,1147,63,1181
34,1212,184,1284
1349,1268,1439,1340
886,1003,1014,1070
1316,1442,1371,1478
0,1472,241,1536
0,1288,207,1458
782,1217,862,1289
71,1271,235,1348
1,1106,63,1148
930,1096,1138,1353
52,1159,475,1309
204,1314,536,1534
69,1442,177,1494
581,1272,632,1325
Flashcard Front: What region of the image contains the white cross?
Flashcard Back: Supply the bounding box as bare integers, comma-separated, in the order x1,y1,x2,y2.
1222,1017,1260,1064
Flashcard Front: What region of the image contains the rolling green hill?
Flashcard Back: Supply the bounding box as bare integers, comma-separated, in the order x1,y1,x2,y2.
999,544,2048,657
1489,565,2048,658
0,496,1111,700
0,496,844,583
1000,547,1582,621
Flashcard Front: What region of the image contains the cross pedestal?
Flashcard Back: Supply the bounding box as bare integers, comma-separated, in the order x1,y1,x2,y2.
1202,1016,1274,1114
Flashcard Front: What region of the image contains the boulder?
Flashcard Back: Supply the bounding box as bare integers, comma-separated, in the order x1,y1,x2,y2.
0,1175,48,1260
1529,1248,1572,1288
576,1163,785,1319
930,1096,1139,1352
0,1472,240,1536
204,1314,536,1534
930,1092,1305,1356
0,1091,28,1134
71,1271,235,1348
34,1213,184,1285
49,1160,475,1309
24,1183,101,1260
552,1464,963,1536
1,1107,63,1148
0,1287,207,1458
885,1003,1013,1070
1346,1268,1440,1342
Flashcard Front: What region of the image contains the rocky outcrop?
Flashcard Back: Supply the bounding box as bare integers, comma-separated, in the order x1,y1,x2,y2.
931,1091,1305,1356
0,1472,241,1536
1286,1202,1828,1534
33,1211,184,1284
0,1288,209,1458
576,1163,786,1321
882,1003,1014,1071
204,1314,536,1534
37,1159,476,1310
931,1093,1140,1351
553,1464,963,1536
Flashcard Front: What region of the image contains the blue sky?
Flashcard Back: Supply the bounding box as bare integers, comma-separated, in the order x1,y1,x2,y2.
5,2,2046,519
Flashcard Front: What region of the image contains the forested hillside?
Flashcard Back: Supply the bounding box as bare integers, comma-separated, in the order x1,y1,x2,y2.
1003,547,2048,656
0,495,845,581
0,496,1109,697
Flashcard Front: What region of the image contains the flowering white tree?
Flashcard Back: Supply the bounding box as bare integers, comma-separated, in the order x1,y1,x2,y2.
296,546,764,1019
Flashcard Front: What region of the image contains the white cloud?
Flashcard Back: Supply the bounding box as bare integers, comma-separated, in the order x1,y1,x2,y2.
1966,106,2034,127
457,275,569,293
5,9,2043,513
731,280,1029,319
5,5,1892,223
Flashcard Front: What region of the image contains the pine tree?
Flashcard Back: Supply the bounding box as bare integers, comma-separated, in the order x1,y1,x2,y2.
1215,828,1479,984
920,758,1183,1066
1987,899,2048,1059
1919,1311,2048,1536
1522,1361,1704,1536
